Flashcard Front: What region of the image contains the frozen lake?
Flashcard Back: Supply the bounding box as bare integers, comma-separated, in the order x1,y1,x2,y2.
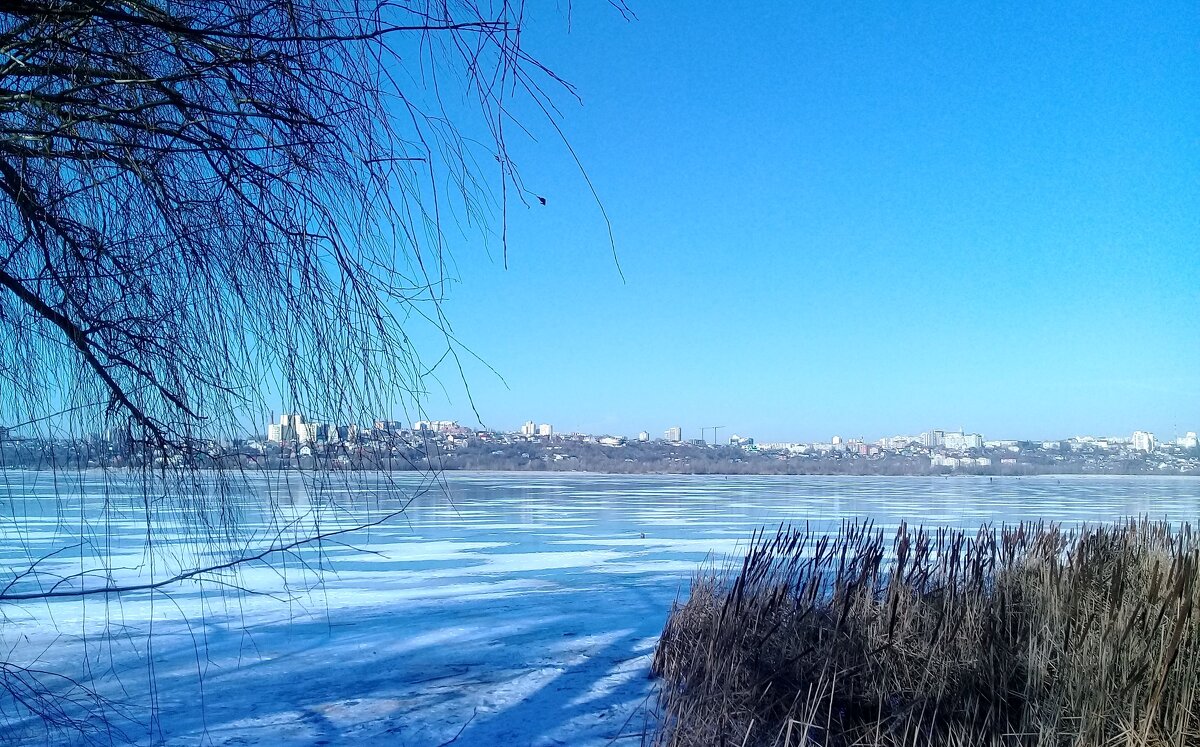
3,471,1200,745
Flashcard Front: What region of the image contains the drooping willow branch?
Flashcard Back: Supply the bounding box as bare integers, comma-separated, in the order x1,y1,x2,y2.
0,505,411,602
0,0,568,446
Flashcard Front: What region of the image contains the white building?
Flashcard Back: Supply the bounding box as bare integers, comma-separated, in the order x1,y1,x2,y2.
537,423,553,437
520,420,536,437
1132,431,1157,452
296,421,324,443
637,431,650,442
267,414,302,442
756,442,807,453
665,426,682,442
1178,432,1198,449
942,430,983,451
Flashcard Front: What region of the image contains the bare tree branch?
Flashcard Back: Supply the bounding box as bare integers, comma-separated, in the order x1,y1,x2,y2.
0,506,410,601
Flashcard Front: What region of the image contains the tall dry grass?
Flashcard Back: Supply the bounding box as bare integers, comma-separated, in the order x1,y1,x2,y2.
650,520,1200,746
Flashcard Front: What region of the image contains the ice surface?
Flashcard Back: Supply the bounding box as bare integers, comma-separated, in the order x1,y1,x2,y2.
3,472,1200,745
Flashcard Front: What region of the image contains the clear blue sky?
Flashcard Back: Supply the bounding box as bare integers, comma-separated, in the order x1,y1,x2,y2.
414,0,1199,443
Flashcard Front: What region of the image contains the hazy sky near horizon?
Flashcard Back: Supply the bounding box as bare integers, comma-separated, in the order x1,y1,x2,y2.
412,1,1198,442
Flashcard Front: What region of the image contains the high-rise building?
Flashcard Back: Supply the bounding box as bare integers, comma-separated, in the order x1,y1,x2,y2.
1179,432,1199,449
943,430,984,451
665,426,682,442
537,423,553,437
637,431,650,442
268,414,301,442
296,421,324,442
922,430,945,448
520,420,536,437
1132,431,1156,452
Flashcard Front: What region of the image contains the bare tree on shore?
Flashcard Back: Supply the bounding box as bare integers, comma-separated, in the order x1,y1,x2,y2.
0,1,620,739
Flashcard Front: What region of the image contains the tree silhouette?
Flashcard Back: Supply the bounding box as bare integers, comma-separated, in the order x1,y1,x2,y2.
0,0,578,447
0,1,619,739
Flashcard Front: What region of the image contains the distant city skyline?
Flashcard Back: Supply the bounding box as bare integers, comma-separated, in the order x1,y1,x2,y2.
478,422,1196,446
258,410,1197,449
265,410,1195,449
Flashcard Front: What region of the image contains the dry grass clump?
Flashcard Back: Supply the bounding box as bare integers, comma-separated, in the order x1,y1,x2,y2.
650,520,1200,746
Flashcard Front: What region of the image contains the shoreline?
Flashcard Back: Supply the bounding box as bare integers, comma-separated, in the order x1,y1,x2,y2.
5,466,1200,479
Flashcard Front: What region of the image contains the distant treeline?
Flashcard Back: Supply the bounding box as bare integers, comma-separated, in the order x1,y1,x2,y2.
429,440,1189,476
1,437,1192,476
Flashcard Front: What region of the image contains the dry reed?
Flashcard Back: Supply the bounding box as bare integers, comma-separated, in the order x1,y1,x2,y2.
650,520,1200,746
